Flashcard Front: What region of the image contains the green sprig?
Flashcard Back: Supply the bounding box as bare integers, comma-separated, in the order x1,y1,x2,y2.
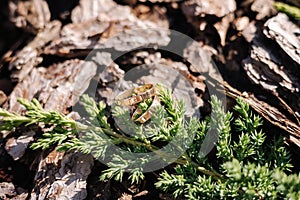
0,87,299,199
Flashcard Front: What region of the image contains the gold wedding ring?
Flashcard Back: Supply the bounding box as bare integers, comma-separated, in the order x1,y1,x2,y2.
114,84,156,106
131,95,161,123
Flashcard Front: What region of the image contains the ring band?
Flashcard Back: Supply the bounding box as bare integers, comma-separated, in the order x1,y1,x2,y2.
114,84,156,106
131,95,161,123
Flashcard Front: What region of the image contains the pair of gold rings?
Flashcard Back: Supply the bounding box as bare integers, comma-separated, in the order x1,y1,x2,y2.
114,84,160,123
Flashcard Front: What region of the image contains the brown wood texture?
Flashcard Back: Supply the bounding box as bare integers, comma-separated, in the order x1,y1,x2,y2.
0,0,299,199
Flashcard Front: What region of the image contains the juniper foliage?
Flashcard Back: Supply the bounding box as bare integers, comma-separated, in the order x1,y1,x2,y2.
156,97,299,199
0,87,299,199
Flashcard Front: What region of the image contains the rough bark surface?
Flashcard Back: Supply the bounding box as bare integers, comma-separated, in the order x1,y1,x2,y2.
30,151,93,200
8,0,51,33
243,13,300,120
0,0,300,199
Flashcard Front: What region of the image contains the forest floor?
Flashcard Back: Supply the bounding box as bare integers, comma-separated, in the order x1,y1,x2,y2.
0,0,300,199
